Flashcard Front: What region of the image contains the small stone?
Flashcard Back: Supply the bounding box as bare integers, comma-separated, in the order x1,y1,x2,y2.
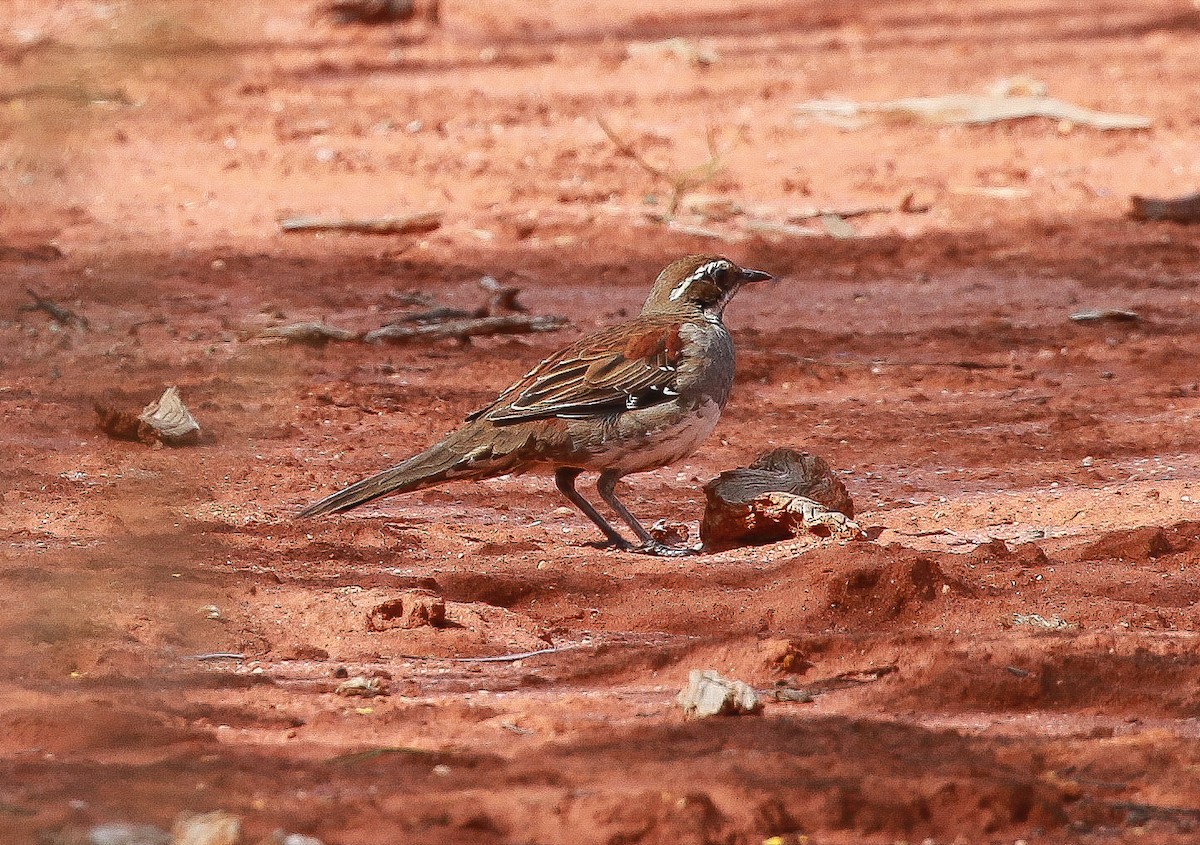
283,835,326,845
172,811,241,845
336,676,388,697
88,823,171,845
1082,456,1094,467
677,669,763,719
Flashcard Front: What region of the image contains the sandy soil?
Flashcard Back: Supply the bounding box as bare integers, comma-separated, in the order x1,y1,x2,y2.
3,0,1200,842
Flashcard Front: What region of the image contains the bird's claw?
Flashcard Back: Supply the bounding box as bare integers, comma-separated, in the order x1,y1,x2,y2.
632,539,699,557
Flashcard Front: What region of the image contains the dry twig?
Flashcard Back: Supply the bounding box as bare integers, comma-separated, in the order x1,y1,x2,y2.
768,665,898,702
0,84,131,105
1070,308,1140,324
364,314,568,344
252,276,553,347
184,652,246,661
319,0,440,25
256,321,360,344
21,287,89,329
279,211,442,235
398,643,583,663
742,219,823,239
796,94,1151,131
598,116,741,216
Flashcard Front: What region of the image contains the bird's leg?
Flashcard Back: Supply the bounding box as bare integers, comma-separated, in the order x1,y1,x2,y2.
597,470,696,557
554,467,632,550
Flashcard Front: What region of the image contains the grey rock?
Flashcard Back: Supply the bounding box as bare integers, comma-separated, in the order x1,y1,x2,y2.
677,669,763,719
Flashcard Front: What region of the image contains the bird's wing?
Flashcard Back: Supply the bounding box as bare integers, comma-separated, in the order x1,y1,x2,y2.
466,319,688,424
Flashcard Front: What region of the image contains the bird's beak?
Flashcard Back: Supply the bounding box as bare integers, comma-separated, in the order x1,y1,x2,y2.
740,268,773,284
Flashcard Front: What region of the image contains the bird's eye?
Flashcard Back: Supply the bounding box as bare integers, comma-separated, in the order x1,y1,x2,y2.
709,263,733,286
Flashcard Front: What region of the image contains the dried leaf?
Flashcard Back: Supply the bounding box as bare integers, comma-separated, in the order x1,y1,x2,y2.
138,386,201,445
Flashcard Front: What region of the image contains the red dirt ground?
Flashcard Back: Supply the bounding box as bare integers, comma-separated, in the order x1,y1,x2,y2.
3,1,1200,842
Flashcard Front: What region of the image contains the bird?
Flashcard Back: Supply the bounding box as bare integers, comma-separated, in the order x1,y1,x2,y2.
297,254,772,556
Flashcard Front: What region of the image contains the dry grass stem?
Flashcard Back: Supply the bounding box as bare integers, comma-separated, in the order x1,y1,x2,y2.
598,116,741,216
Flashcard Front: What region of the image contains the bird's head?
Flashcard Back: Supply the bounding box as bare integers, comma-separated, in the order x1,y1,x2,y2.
642,254,772,316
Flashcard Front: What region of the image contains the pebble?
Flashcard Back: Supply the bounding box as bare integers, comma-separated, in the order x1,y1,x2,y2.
336,676,388,697
89,824,170,845
172,811,241,845
677,669,762,719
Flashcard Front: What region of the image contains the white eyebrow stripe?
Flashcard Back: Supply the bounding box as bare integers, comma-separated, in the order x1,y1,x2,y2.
668,260,729,301
667,278,691,301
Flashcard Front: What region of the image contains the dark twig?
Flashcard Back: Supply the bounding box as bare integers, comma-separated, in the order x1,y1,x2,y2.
323,0,415,24
768,351,1011,370
787,204,895,222
364,314,568,344
399,643,583,663
330,746,432,766
1109,801,1200,826
184,652,246,661
0,84,131,105
767,664,898,701
1129,191,1200,224
21,287,89,329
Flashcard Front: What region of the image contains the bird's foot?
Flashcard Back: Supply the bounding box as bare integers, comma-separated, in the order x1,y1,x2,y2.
586,536,635,552
631,539,699,558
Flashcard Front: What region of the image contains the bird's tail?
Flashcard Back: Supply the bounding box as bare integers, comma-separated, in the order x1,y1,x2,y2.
297,424,520,518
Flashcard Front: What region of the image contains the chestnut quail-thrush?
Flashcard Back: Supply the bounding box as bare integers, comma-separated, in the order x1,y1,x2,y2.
297,254,772,555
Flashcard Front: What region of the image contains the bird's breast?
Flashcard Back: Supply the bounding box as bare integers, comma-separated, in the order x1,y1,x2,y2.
674,319,736,408
571,397,723,474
